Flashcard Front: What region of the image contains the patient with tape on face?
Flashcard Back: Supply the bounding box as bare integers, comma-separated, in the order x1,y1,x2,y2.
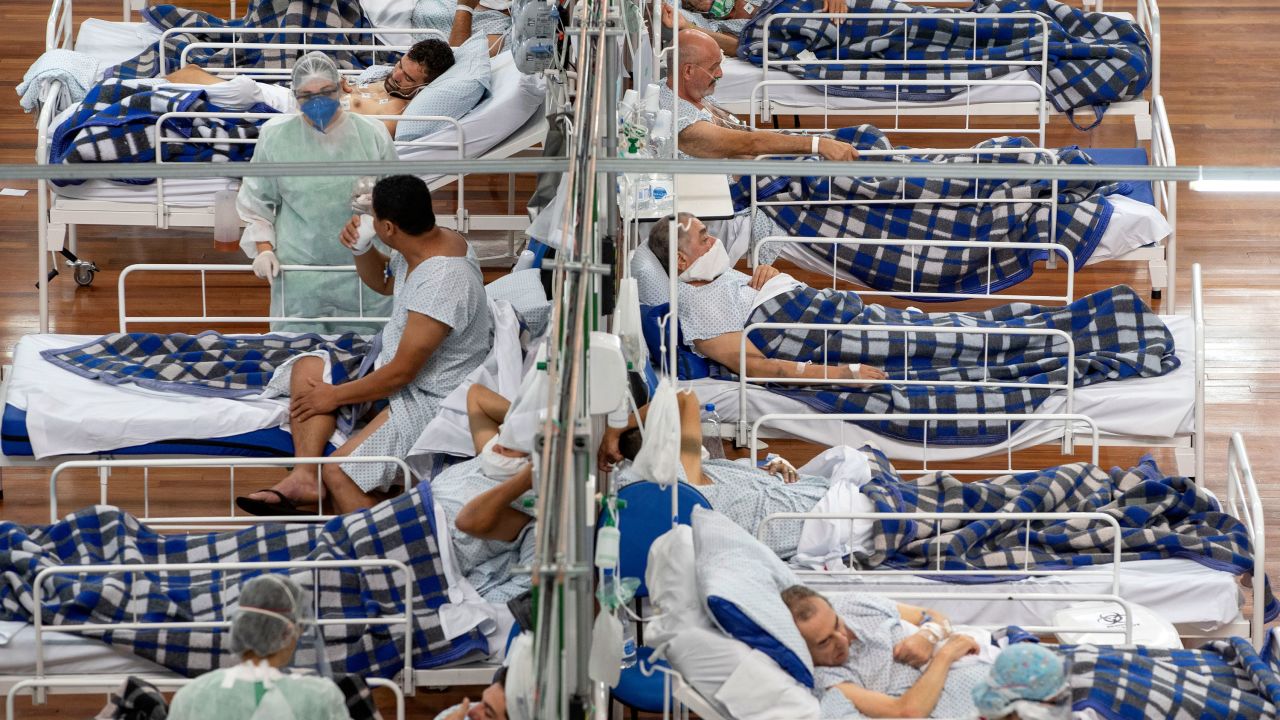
162,38,456,136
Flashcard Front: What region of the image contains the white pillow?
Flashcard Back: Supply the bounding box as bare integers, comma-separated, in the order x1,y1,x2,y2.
396,35,493,142
716,650,822,720
359,0,418,47
630,244,670,306
645,526,712,645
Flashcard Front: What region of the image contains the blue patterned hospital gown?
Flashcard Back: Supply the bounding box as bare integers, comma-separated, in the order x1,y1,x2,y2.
814,594,988,718
342,249,494,492
621,458,828,559
432,458,537,603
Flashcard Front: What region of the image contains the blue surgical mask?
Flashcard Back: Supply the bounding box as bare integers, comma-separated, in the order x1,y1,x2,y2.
299,95,341,133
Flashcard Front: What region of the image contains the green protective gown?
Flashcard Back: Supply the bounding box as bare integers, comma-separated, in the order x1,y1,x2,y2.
238,111,398,334
166,667,351,720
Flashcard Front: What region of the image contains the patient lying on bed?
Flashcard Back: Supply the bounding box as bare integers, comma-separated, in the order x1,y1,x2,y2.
783,585,989,719
163,38,458,136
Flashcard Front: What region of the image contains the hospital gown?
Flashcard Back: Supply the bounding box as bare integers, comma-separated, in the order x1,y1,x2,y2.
167,669,348,720
237,112,397,334
432,458,537,603
621,458,828,559
813,594,988,719
677,269,760,345
341,250,494,492
657,86,783,264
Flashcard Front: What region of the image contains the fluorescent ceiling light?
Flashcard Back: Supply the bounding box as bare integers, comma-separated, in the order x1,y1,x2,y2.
1189,180,1280,193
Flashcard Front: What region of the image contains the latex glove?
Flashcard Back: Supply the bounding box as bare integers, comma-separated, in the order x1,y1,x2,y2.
252,250,280,280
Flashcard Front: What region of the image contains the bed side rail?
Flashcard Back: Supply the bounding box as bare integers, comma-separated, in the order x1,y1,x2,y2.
117,263,391,331
754,236,1075,306
1226,433,1264,648
50,457,415,526
30,558,414,698
159,27,447,78
152,111,467,232
46,0,75,52
747,412,1100,473
1192,263,1204,484
1149,94,1176,307
758,11,1050,142
735,324,1076,447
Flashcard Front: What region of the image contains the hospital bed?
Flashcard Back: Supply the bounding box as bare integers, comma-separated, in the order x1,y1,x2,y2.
34,0,550,327
748,98,1179,305
708,0,1162,146
681,263,1204,486
0,558,413,717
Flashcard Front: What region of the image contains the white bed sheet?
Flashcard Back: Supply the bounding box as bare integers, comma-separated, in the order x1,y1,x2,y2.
802,557,1241,629
7,333,290,459
687,313,1194,461
54,24,545,206
0,621,175,677
775,193,1169,281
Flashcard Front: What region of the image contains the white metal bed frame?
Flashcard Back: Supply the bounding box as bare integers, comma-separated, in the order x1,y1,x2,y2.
36,0,551,330
0,558,415,711
719,0,1161,141
745,94,1178,306
717,259,1203,482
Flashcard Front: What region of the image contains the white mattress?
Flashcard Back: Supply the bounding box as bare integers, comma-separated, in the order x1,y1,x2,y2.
717,61,1043,111
7,333,291,459
53,22,546,206
802,558,1241,630
775,193,1169,280
0,621,174,677
688,313,1194,461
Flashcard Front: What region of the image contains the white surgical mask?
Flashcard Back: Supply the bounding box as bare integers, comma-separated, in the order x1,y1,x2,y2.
678,237,731,282
480,435,530,481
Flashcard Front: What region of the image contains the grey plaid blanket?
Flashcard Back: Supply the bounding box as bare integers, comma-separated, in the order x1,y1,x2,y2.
109,0,380,80
1060,638,1280,719
738,0,1151,127
730,126,1120,298
0,483,489,676
852,448,1279,620
743,284,1178,444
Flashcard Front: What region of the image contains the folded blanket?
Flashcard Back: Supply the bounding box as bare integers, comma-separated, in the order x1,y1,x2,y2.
16,49,101,113
742,284,1178,445
738,0,1150,126
48,79,277,186
730,125,1121,298
0,483,488,676
850,448,1278,620
1063,638,1280,719
109,0,381,80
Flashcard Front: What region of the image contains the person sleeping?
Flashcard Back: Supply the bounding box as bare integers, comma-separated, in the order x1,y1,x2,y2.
643,212,1179,444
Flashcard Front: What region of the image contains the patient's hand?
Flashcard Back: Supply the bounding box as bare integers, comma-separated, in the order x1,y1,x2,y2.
762,456,799,483
891,633,935,669
748,263,780,290
291,377,340,423
858,365,887,381
816,137,858,162
440,699,470,720
823,0,846,16
660,4,694,30
935,635,980,663
598,427,624,473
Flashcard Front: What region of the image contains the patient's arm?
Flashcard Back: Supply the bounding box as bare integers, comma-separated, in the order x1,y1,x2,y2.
694,333,866,381
455,465,535,541
678,122,858,161
597,388,705,483
467,384,513,453
896,604,949,628
836,636,977,718
163,65,227,85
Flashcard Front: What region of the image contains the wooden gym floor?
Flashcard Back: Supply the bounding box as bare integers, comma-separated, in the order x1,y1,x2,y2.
0,0,1277,716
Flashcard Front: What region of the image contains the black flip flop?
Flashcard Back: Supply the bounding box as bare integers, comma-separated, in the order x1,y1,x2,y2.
235,489,316,517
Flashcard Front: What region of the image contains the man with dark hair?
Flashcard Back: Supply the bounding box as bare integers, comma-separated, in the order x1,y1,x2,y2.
237,174,494,515
164,38,457,137
781,585,987,718
436,665,509,720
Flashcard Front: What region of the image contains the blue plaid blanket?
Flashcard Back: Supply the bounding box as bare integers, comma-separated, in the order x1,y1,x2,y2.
48,79,277,186
731,126,1122,299
0,482,488,676
738,0,1150,126
743,284,1177,444
1059,638,1280,719
851,448,1279,622
109,0,380,80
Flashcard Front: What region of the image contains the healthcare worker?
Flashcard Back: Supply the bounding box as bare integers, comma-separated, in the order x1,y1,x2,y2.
238,51,398,334
167,575,351,720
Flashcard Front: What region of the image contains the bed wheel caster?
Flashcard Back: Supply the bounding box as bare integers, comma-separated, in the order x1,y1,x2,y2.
1151,289,1163,300
72,260,99,287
